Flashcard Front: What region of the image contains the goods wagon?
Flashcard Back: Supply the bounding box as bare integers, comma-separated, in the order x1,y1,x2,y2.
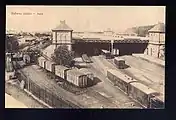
150,95,165,109
38,57,46,68
66,69,88,88
129,82,160,108
45,60,56,73
114,57,125,69
55,65,70,80
79,68,94,86
107,69,137,94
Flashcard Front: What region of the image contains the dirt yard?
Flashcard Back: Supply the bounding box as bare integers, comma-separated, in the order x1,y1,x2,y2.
5,83,48,108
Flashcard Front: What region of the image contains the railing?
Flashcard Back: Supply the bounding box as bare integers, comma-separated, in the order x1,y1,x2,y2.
17,70,80,108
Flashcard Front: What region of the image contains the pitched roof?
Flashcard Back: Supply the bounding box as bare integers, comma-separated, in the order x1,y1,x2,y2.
52,20,73,31
148,22,165,33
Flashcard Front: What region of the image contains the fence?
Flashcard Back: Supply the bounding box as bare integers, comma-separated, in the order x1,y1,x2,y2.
17,70,80,108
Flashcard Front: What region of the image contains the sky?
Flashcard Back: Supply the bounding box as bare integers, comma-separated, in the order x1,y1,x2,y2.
6,6,166,32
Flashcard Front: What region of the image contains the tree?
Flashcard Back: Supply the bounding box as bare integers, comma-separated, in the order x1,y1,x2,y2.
6,35,19,52
52,45,75,67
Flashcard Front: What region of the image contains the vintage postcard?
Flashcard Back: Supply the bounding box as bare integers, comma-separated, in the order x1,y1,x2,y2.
5,6,165,109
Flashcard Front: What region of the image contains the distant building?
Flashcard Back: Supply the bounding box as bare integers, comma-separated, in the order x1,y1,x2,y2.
104,28,114,36
144,22,165,59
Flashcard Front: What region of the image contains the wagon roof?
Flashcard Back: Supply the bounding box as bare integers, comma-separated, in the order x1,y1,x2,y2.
130,82,158,95
67,69,85,77
114,57,125,61
46,60,56,64
79,68,93,74
108,69,136,83
55,65,70,70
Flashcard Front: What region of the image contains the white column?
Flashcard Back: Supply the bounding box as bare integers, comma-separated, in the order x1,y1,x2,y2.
111,40,114,54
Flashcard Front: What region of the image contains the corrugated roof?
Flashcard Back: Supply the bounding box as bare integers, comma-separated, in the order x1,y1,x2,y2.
148,23,165,33
52,20,73,31
79,68,93,74
55,65,70,71
67,69,85,77
130,82,158,95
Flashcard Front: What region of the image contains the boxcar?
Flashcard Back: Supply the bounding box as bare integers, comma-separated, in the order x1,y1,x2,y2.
129,82,159,108
55,65,70,80
38,57,46,68
150,95,164,109
114,57,125,69
45,60,56,73
101,49,111,59
107,69,137,94
79,68,94,86
66,69,88,88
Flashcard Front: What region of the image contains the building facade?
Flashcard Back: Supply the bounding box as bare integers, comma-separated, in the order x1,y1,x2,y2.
52,20,73,51
144,23,165,59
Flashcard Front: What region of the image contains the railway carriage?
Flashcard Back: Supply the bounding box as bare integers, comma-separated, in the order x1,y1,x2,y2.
38,57,46,68
45,60,56,73
129,82,160,108
150,95,164,109
55,65,70,80
66,69,88,88
107,69,137,94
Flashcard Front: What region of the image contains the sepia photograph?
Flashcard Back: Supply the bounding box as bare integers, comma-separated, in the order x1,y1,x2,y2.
5,6,165,109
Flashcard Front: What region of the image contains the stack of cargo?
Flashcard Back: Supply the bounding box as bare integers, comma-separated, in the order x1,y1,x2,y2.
114,57,125,69
66,69,88,88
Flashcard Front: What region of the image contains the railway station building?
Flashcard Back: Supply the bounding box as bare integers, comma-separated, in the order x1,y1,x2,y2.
144,22,165,59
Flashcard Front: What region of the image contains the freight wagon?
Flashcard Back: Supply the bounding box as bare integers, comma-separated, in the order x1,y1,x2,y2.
79,68,94,86
66,69,88,88
107,69,137,94
38,57,46,68
55,65,70,80
45,60,56,73
101,49,111,59
114,57,125,69
129,82,160,108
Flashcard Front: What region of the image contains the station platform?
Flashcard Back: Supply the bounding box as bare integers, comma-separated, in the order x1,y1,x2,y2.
132,54,165,67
